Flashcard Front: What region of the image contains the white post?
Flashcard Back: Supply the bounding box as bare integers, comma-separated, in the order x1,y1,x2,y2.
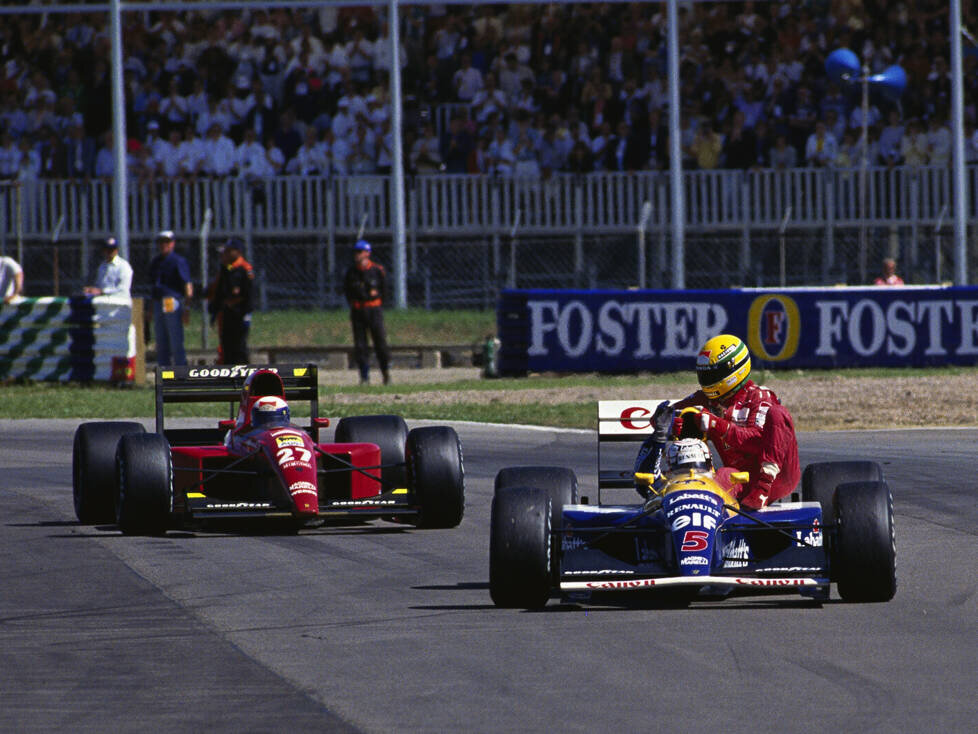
950,0,968,284
637,200,652,289
388,0,407,308
109,0,129,258
666,0,684,289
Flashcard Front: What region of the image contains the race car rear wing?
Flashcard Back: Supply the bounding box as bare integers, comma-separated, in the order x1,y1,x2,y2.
155,364,321,444
597,399,672,500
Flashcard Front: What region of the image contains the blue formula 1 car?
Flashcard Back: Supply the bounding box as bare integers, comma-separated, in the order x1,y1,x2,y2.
489,400,896,609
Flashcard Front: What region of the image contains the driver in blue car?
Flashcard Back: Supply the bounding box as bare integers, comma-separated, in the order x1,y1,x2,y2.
634,334,800,509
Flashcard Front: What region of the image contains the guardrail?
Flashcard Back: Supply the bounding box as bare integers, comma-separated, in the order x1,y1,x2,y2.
1,166,975,242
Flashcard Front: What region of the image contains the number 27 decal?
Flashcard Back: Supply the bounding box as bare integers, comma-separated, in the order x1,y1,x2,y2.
277,446,311,464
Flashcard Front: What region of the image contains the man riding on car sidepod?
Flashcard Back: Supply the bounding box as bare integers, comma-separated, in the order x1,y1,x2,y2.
634,334,800,509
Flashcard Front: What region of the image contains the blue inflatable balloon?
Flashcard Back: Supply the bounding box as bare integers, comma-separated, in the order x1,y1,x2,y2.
825,48,861,84
868,65,907,101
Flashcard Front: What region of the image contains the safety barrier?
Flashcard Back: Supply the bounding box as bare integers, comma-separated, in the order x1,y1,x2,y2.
0,295,137,382
497,286,978,374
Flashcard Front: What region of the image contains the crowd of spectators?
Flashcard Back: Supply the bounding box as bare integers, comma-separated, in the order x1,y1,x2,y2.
0,1,977,183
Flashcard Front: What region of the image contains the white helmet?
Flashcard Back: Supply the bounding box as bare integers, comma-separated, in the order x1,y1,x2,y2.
663,438,713,477
251,395,290,428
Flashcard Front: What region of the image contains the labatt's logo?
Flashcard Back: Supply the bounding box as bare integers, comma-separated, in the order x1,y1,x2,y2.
747,295,800,361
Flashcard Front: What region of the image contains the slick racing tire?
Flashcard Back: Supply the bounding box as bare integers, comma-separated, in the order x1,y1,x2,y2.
116,433,173,536
406,426,464,528
334,415,409,491
490,486,552,609
802,461,883,521
72,421,146,524
834,480,897,602
494,466,578,534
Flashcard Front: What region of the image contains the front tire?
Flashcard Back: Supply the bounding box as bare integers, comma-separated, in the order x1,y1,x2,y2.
494,466,577,533
834,480,896,602
490,486,552,609
116,433,173,536
406,426,464,528
73,421,146,524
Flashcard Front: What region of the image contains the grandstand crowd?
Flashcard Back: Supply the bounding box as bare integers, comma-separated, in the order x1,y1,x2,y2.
0,1,976,182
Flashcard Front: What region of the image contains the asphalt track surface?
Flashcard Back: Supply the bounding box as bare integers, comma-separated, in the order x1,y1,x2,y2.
2,419,976,733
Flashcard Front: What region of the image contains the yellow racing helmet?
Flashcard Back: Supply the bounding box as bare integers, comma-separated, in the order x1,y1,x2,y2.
696,334,751,401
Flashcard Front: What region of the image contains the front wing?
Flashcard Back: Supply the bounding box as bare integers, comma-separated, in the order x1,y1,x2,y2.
557,501,831,599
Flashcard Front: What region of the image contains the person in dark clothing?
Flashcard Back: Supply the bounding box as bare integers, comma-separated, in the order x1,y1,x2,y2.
344,240,391,385
208,237,254,364
148,229,193,367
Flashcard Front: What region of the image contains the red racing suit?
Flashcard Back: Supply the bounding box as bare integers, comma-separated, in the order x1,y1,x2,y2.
675,380,800,508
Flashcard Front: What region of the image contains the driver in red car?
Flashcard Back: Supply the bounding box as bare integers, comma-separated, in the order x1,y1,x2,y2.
635,334,800,509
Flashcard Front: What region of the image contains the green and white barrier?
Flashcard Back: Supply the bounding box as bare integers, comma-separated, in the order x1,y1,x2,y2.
0,296,136,382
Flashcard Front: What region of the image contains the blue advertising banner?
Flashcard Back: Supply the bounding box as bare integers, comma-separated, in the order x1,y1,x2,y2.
497,286,978,374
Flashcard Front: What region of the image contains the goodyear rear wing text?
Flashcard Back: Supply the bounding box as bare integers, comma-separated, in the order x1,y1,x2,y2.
155,364,320,432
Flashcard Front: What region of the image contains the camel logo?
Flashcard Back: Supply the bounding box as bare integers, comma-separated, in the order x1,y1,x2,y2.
747,295,800,361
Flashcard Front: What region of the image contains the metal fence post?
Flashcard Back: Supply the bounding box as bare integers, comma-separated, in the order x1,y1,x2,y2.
909,174,919,276
823,176,835,284
574,178,584,286
739,180,750,285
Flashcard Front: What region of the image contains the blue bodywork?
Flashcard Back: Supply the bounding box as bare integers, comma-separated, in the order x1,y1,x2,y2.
559,490,830,600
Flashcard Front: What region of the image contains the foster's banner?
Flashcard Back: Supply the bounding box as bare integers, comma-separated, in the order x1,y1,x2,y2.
497,287,978,373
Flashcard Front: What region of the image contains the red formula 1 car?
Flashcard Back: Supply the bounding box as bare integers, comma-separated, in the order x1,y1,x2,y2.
72,364,465,535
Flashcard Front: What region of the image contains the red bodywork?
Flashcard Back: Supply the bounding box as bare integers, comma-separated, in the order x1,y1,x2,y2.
169,368,383,519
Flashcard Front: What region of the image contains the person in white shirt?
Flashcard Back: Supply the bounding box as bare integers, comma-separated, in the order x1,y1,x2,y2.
0,131,20,178
94,133,115,178
453,54,484,103
805,121,837,168
926,114,952,167
177,126,206,177
15,136,41,180
470,73,507,124
0,254,23,303
346,123,377,174
201,123,237,176
159,78,189,128
488,126,516,176
195,96,232,138
331,99,355,140
84,238,133,300
156,128,183,178
411,123,443,174
289,126,328,174
347,28,375,85
236,128,267,178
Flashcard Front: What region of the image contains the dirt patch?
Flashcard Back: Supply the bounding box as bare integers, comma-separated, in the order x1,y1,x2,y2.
325,371,978,431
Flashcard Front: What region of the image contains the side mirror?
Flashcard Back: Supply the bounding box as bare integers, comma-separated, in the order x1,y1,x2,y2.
219,419,235,430
312,417,331,429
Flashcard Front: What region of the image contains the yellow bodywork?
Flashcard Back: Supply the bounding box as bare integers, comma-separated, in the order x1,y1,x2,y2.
635,469,742,514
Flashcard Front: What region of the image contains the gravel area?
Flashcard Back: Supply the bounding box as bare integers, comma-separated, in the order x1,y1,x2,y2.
323,369,978,431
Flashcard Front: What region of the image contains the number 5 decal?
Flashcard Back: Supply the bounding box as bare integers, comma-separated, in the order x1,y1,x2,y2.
681,530,709,552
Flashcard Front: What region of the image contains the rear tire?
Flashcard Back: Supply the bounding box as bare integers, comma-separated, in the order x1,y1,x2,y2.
490,486,552,609
72,421,146,524
334,415,409,490
802,461,882,520
406,426,464,528
494,466,577,532
116,433,173,536
834,480,896,602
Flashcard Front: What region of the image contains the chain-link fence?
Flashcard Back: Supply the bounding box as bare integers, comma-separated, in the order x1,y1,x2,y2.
11,221,970,314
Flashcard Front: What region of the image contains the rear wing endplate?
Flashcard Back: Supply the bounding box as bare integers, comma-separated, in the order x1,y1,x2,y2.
155,364,319,435
597,399,674,498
